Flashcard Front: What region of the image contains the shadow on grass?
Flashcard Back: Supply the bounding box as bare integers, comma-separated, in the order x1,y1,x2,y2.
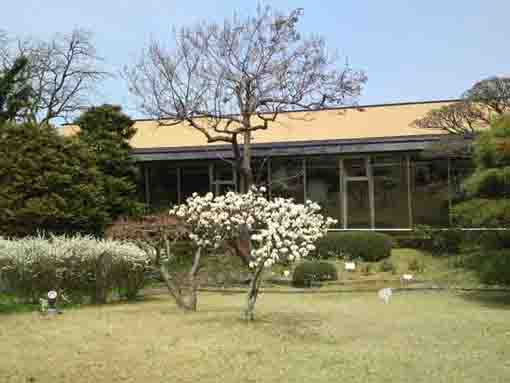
460,291,510,310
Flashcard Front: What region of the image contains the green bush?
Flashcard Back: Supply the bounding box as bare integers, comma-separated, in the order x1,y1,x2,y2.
480,230,510,250
408,258,425,273
463,168,510,198
0,122,108,237
292,261,338,287
379,259,396,273
414,226,465,255
315,232,393,262
360,263,373,276
394,235,434,250
477,250,510,285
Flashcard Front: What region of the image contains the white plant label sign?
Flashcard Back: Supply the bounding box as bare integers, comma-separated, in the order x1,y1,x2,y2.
378,287,392,304
344,262,356,271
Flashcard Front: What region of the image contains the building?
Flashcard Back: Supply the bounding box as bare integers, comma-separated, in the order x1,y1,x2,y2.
63,100,475,230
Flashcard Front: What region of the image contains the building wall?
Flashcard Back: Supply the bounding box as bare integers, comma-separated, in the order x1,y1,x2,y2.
140,152,475,229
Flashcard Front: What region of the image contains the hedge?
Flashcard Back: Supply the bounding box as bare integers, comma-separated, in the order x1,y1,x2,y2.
315,232,393,262
0,235,149,304
292,261,338,287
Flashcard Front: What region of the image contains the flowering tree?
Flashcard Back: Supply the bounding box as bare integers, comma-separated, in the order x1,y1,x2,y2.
106,214,201,311
170,187,336,320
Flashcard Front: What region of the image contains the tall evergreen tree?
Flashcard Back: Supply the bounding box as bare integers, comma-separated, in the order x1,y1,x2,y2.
75,104,143,220
453,115,510,284
453,115,510,228
0,121,108,236
0,56,32,124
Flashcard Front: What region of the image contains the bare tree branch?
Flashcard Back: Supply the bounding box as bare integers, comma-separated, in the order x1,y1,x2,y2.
412,77,510,138
125,5,366,191
412,101,483,137
2,29,108,125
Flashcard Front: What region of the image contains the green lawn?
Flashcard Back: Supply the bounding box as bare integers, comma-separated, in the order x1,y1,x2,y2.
267,248,482,289
2,291,510,383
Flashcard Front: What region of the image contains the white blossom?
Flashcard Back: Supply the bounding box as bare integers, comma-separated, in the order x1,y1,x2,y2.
169,187,336,269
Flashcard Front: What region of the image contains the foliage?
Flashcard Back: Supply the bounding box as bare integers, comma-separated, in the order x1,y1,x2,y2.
413,226,465,255
453,115,510,229
0,235,149,304
453,199,510,227
0,56,32,124
462,168,510,198
392,234,433,250
479,231,510,251
407,258,425,273
379,259,396,273
0,121,108,236
292,261,338,287
463,77,510,116
360,263,372,276
314,232,394,262
473,250,510,285
76,104,143,220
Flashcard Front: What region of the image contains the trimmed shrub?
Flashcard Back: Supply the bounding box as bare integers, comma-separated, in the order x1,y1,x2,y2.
360,263,373,276
477,250,510,285
315,232,393,262
292,261,338,287
0,235,149,303
413,226,465,255
480,230,510,251
379,259,396,273
408,258,425,273
394,235,434,250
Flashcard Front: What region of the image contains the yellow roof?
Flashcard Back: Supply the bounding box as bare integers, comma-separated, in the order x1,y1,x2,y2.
62,100,454,149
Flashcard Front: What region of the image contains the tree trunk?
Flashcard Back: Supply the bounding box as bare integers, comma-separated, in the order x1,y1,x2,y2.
159,263,190,310
186,247,202,311
241,128,254,193
158,243,203,312
95,252,112,304
242,263,264,321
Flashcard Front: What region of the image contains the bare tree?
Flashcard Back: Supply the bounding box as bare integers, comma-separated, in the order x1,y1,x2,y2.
412,101,483,137
463,76,510,116
2,29,107,125
412,77,510,137
125,6,366,192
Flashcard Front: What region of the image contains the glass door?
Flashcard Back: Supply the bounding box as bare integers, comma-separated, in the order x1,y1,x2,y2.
345,180,371,228
341,157,375,229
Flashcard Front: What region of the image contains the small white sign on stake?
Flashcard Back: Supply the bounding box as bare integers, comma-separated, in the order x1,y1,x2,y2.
344,262,356,271
402,274,414,282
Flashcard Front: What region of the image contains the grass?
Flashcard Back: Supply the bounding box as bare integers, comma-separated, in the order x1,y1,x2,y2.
268,248,483,289
1,291,510,383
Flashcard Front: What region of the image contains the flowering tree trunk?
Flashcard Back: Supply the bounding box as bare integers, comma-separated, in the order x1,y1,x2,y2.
242,262,265,321
159,241,203,311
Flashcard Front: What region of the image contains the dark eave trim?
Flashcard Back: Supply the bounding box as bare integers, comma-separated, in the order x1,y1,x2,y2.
131,134,449,162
